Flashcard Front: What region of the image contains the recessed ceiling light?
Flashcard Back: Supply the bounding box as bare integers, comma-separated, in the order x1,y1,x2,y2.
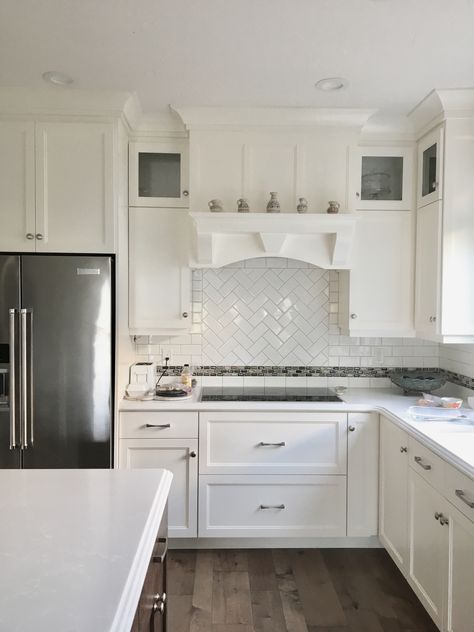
42,71,74,86
315,77,348,91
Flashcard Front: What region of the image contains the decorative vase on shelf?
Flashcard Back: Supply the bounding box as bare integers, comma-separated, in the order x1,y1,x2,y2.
208,199,224,212
296,197,308,213
266,192,281,213
326,200,340,214
237,198,250,212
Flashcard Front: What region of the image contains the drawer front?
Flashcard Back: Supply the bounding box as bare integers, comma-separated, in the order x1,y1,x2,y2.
120,412,198,439
408,436,445,490
199,412,347,475
199,474,347,538
444,463,474,523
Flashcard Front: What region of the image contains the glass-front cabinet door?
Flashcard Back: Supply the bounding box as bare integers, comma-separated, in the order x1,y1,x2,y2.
129,140,189,207
348,146,414,211
417,125,443,208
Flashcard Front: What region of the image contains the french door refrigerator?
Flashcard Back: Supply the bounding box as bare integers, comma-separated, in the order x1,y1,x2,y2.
0,255,113,469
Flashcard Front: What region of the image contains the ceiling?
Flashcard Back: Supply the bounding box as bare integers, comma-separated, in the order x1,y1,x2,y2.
0,0,473,116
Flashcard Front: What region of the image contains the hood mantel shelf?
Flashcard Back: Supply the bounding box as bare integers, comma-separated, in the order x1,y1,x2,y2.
189,212,355,269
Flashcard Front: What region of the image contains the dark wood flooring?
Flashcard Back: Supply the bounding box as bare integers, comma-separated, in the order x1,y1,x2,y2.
167,549,438,632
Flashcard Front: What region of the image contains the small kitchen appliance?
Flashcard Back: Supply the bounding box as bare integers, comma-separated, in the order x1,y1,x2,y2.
129,362,157,393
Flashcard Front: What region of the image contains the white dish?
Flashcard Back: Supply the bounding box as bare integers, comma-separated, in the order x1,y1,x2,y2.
408,406,464,421
154,392,193,401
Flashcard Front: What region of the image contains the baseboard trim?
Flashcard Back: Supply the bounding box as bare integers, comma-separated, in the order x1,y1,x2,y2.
169,535,382,549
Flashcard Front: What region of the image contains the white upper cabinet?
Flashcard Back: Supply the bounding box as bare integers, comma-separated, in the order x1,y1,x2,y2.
348,145,415,211
129,140,189,208
414,118,474,342
415,201,442,338
129,207,191,335
417,125,444,208
35,122,115,253
0,119,116,254
339,211,415,337
0,121,36,251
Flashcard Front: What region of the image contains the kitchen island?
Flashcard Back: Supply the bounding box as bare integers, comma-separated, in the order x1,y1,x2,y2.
0,468,172,632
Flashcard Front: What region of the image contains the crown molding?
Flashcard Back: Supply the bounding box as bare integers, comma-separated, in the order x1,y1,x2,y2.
172,106,377,131
408,88,474,137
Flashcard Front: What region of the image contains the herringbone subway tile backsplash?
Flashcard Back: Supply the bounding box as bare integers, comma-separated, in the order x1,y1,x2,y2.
134,258,439,369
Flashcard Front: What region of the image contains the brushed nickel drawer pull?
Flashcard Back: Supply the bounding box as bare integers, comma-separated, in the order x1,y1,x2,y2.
258,441,286,447
439,515,449,526
145,423,171,428
259,504,285,510
455,489,474,508
152,537,168,564
414,456,432,470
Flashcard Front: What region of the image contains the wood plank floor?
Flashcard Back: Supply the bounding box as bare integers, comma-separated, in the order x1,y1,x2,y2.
167,549,438,632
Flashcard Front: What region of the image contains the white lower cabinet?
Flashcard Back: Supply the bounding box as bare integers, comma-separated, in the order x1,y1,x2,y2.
447,505,474,632
199,412,347,475
347,412,379,537
118,412,198,538
408,469,447,629
381,416,474,632
198,474,346,538
379,416,409,570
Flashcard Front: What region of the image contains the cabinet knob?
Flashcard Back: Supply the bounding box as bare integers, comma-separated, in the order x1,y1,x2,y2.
182,190,189,197
348,425,355,432
26,233,35,240
182,312,189,318
432,181,438,191
350,313,357,319
356,192,360,198
190,450,197,458
35,233,43,240
434,511,441,521
400,446,408,453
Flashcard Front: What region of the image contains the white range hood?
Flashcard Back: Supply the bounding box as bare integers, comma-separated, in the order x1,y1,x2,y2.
189,212,355,269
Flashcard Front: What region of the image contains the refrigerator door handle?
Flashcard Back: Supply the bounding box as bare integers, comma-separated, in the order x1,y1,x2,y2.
8,309,17,449
28,309,35,447
20,309,33,449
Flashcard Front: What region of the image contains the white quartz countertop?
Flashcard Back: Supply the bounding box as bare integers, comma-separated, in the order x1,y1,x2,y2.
120,388,474,478
0,468,172,632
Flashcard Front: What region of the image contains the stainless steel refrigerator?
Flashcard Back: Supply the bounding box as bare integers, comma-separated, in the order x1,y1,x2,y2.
0,255,113,468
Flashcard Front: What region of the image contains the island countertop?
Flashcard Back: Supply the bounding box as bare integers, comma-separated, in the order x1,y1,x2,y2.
0,468,172,632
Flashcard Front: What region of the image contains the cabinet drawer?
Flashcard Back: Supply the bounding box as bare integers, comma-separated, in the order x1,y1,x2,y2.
408,437,445,489
444,463,474,523
198,475,346,538
199,412,347,475
120,412,198,439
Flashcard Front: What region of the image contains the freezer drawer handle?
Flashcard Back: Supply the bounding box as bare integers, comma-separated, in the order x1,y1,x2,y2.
414,456,431,471
455,489,474,508
152,537,168,564
8,309,17,449
145,423,171,429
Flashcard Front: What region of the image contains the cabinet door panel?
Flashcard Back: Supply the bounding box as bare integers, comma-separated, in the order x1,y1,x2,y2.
379,417,409,570
447,505,474,632
35,122,115,253
408,469,447,629
199,474,347,538
0,121,36,251
340,211,415,337
417,126,443,208
129,207,191,334
119,438,197,538
199,412,347,475
415,201,442,338
347,412,379,537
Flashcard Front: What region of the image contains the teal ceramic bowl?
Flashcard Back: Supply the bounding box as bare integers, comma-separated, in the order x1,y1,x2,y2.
390,371,446,395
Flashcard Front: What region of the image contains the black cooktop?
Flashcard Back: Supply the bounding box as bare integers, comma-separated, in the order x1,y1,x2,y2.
201,387,342,402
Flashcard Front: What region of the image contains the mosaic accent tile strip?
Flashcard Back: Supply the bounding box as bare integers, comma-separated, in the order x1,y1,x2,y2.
156,365,442,378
